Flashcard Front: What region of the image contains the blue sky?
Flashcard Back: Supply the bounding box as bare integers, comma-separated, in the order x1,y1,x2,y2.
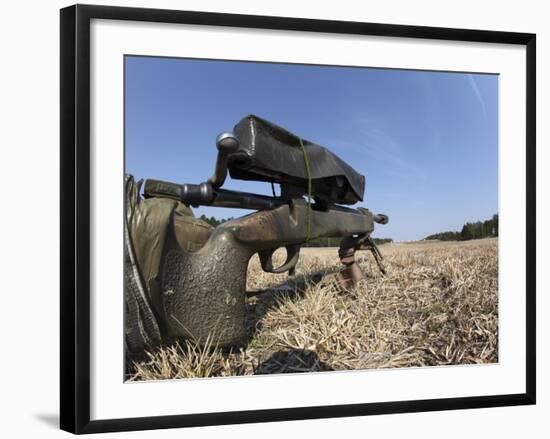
125,56,498,241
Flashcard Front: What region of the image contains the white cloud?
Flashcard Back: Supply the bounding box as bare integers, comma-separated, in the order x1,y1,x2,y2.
467,74,487,117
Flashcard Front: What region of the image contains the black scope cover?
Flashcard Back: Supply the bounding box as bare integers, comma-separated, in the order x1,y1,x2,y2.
228,115,365,205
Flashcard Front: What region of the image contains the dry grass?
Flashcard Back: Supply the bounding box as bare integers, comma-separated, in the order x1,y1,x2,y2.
127,238,498,381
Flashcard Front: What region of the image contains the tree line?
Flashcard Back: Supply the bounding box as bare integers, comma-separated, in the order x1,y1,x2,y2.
199,212,498,244
198,214,234,227
425,214,498,241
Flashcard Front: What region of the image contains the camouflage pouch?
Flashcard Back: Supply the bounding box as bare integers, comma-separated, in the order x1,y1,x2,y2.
124,174,212,354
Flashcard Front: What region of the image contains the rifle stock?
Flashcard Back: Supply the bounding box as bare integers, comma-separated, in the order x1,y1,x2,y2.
158,200,376,346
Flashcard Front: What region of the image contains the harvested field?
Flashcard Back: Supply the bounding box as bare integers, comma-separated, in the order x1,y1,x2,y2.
128,238,498,381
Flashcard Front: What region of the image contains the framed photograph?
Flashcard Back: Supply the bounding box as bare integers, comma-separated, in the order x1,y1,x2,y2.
60,4,536,434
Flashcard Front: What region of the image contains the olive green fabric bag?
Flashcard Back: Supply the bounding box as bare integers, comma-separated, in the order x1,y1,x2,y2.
124,175,212,354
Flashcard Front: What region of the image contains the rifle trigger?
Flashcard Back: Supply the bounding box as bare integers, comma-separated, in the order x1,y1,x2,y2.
259,244,301,274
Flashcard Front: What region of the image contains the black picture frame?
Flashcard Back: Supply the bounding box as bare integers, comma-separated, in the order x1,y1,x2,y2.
60,4,536,434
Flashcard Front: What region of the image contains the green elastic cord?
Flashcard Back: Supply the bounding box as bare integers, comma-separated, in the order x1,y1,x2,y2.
298,137,312,242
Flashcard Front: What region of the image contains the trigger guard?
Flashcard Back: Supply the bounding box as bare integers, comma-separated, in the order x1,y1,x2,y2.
259,245,301,274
